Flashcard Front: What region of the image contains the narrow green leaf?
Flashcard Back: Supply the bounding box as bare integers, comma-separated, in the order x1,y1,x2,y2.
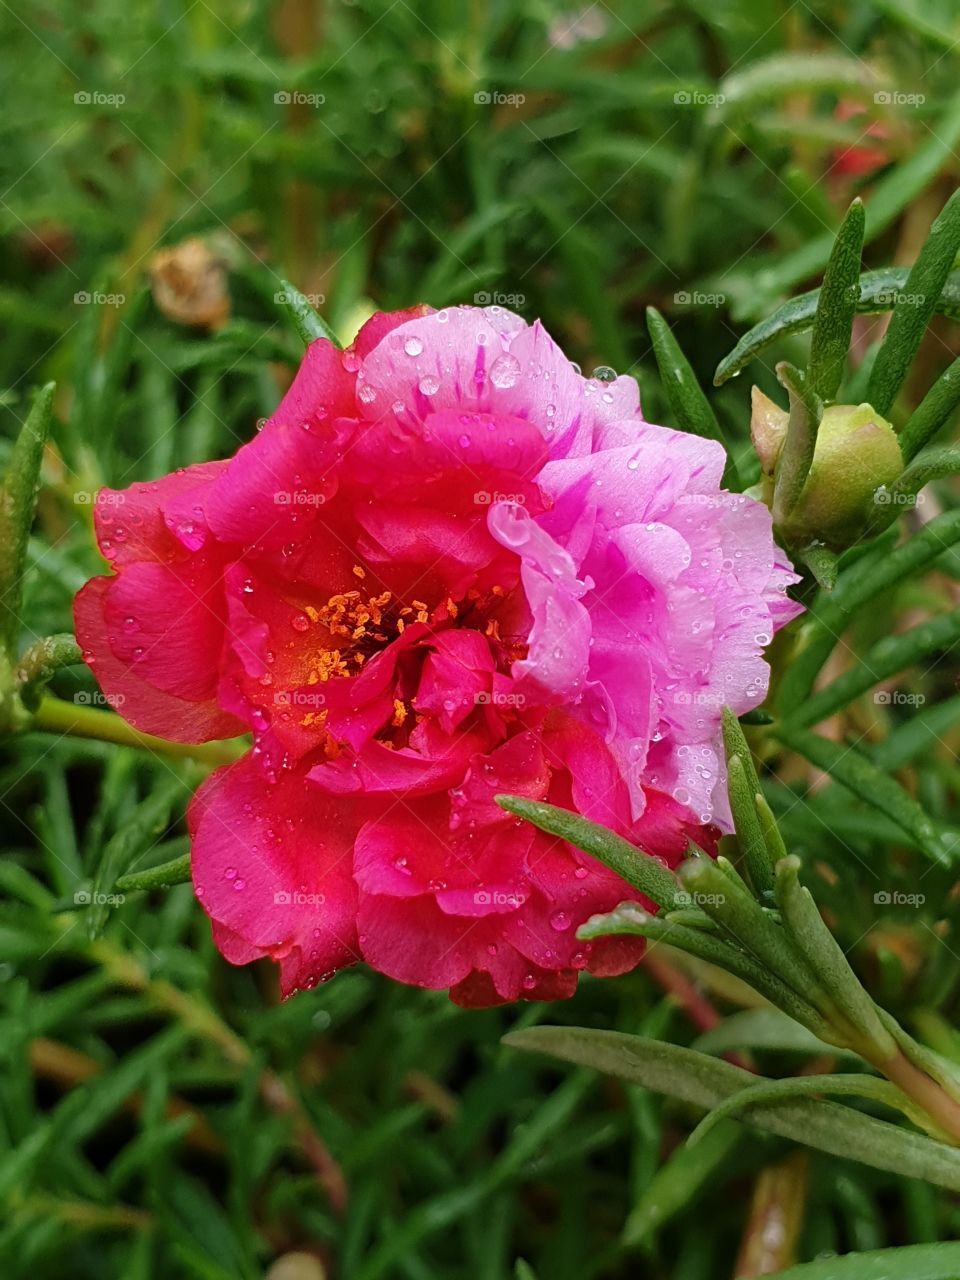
502,1027,960,1191
646,306,739,484
727,756,773,896
772,362,823,523
716,54,879,115
678,858,844,1029
578,902,836,1037
714,268,960,386
776,507,960,715
723,90,960,322
775,856,896,1056
87,776,190,938
721,707,774,894
276,278,341,348
798,543,839,591
495,795,679,910
889,444,960,501
0,382,55,654
694,1008,862,1061
776,727,952,865
689,1073,909,1146
15,633,81,711
623,1119,744,1244
756,1243,960,1280
784,609,960,730
806,199,864,401
867,191,960,415
899,357,960,460
114,852,192,895
755,792,789,867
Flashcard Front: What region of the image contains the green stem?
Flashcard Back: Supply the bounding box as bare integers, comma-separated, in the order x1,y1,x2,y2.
29,695,245,767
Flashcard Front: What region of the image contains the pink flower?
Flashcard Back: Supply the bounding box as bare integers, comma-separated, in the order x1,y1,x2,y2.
75,304,800,1005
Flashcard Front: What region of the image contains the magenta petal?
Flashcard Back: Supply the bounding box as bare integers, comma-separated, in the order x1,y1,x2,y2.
190,758,360,995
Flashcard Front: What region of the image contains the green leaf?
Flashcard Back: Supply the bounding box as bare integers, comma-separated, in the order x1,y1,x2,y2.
772,362,823,523
776,727,952,865
867,191,960,415
694,1009,863,1061
726,756,773,897
714,269,960,386
688,1073,910,1146
0,382,55,655
721,707,773,894
578,902,834,1037
760,1243,960,1279
899,357,960,461
776,507,960,715
114,852,192,895
502,1027,960,1191
86,776,190,938
645,306,739,485
495,795,680,910
783,609,960,729
276,278,341,348
719,89,960,323
678,859,838,1026
806,199,865,402
14,633,82,711
798,544,840,592
623,1119,744,1244
716,53,880,116
774,857,896,1057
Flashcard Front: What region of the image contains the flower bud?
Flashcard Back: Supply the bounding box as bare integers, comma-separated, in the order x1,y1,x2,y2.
751,391,903,549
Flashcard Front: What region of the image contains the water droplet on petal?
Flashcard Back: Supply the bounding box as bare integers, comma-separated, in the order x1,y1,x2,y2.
489,353,520,388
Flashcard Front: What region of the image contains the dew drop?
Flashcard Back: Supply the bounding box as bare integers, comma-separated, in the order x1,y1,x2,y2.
489,353,520,388
403,336,424,357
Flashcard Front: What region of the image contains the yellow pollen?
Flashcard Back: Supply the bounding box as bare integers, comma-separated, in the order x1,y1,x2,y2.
352,564,367,579
392,699,408,727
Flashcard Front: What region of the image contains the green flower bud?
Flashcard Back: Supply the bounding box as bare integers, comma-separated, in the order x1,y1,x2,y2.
750,390,903,549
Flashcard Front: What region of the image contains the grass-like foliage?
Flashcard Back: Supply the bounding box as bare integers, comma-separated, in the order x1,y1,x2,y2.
3,2,960,1278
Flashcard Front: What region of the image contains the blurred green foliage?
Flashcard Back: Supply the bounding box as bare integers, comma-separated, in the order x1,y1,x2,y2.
3,1,960,1277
